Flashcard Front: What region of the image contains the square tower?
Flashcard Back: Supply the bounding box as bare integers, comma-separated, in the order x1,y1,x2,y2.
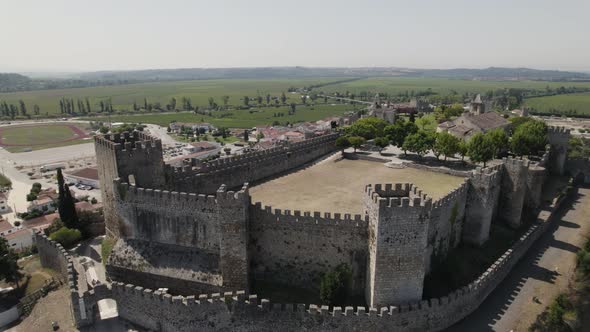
364,183,432,307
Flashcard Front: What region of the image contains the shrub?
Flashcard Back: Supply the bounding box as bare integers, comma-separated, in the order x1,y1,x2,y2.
49,227,81,249
101,237,116,265
320,264,352,305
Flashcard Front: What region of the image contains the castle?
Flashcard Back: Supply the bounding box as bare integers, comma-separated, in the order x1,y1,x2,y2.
37,126,571,331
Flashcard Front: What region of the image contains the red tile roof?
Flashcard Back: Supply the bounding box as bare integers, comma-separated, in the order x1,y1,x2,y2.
0,219,14,233
3,228,33,240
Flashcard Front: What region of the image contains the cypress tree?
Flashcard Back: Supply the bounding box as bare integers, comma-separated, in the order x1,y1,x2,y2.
57,168,78,228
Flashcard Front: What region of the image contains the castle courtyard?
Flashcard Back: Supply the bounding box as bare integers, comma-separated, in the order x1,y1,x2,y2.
249,157,466,215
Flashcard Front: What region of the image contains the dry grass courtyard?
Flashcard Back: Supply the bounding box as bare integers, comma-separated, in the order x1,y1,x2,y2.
250,158,466,215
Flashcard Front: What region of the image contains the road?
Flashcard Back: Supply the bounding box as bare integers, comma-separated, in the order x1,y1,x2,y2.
451,186,590,331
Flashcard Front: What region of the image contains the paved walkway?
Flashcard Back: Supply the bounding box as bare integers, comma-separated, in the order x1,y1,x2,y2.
451,186,590,331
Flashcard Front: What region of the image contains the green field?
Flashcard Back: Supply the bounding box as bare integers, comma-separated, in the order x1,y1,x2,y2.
4,76,590,118
525,92,590,115
321,77,590,96
0,78,345,116
0,123,91,153
85,104,357,128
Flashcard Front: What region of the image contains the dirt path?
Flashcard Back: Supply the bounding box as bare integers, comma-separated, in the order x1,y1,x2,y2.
452,186,590,331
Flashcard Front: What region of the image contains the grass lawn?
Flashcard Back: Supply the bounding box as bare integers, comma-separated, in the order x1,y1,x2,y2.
0,123,91,153
0,78,346,116
525,92,590,115
84,104,357,129
101,237,115,266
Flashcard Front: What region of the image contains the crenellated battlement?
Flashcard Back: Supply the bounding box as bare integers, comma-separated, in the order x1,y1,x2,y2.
250,202,369,227
432,180,469,209
365,183,432,209
94,131,162,152
547,126,570,136
115,180,249,207
202,133,339,172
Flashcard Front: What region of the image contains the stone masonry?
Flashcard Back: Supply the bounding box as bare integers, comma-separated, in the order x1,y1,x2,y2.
87,126,569,330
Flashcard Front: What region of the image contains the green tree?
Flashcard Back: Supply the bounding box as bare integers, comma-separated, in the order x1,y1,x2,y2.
243,130,249,142
169,97,177,110
510,120,547,157
486,128,509,158
403,131,433,158
458,140,468,162
348,136,366,153
373,136,390,154
384,120,418,151
222,96,230,109
434,132,460,161
347,118,388,140
243,96,250,107
18,100,27,116
280,92,287,104
49,227,82,249
468,133,494,167
319,264,351,305
335,136,351,151
0,237,22,288
416,114,435,131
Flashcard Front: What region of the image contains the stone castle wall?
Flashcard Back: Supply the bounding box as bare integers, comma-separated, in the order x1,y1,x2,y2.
426,180,469,272
68,186,569,332
166,133,339,194
110,181,251,291
248,203,368,293
33,233,90,328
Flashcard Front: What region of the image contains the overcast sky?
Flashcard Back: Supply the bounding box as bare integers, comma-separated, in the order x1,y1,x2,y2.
1,0,589,72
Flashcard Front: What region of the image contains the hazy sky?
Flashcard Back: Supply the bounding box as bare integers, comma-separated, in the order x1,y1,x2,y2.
1,0,589,72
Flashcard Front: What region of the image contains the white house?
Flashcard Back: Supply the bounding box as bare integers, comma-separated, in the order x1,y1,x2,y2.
3,228,33,252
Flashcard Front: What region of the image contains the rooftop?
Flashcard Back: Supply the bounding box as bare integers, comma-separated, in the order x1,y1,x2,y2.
65,167,99,181
464,112,510,130
3,228,33,241
0,219,14,233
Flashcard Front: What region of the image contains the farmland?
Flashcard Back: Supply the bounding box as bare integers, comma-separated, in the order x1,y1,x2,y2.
3,76,590,119
321,77,590,96
524,92,590,115
84,104,357,128
0,78,344,116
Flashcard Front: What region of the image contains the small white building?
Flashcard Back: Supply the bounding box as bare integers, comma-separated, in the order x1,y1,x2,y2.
3,228,33,252
64,168,100,188
28,196,56,213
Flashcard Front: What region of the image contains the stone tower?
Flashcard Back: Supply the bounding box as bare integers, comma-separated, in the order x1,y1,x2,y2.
469,94,485,115
216,184,250,290
547,126,570,175
499,158,529,229
463,166,502,245
364,183,432,307
94,131,166,238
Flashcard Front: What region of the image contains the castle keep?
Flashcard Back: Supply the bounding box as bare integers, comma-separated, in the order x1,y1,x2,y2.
82,126,570,330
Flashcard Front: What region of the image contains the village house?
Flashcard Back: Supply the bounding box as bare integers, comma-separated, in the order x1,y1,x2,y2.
437,111,511,140
0,218,16,236
4,228,33,251
169,122,215,134
181,141,218,156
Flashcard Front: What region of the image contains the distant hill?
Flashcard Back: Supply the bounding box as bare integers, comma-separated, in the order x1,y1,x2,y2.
1,66,589,93
76,66,590,82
